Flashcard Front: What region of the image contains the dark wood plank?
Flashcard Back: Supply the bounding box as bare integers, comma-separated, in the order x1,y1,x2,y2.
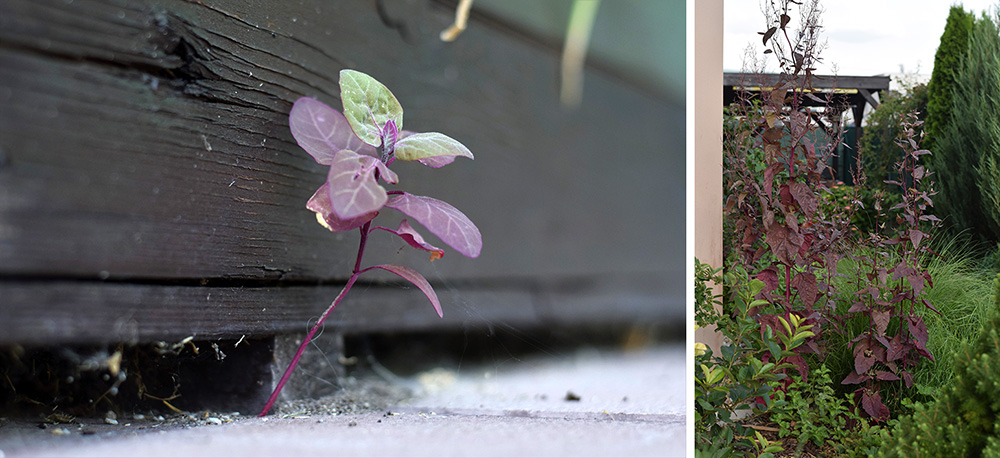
0,276,680,345
0,0,685,343
0,0,684,281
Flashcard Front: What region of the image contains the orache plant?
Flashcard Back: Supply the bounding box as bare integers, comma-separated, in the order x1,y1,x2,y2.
259,70,481,416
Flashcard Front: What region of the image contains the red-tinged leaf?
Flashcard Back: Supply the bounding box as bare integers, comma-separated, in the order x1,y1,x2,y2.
764,48,773,54
891,260,914,281
327,150,391,220
416,155,458,168
756,268,780,293
908,273,926,296
805,93,827,104
841,371,868,385
788,182,818,218
763,163,782,197
875,370,900,381
908,316,929,348
366,264,442,317
375,219,445,261
872,310,890,336
875,334,891,350
765,224,803,265
762,26,777,44
789,111,809,140
791,271,818,307
848,301,869,313
385,193,482,258
861,391,890,421
779,184,794,207
786,354,809,381
886,334,907,361
306,182,377,232
922,297,941,315
901,370,914,388
763,126,784,143
780,14,791,28
909,228,925,250
855,351,875,374
290,97,376,164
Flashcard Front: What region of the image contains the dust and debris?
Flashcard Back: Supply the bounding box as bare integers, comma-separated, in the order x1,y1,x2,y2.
415,368,456,395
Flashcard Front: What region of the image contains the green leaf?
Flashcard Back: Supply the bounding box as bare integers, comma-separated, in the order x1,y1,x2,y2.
339,69,404,147
768,340,782,361
394,132,474,162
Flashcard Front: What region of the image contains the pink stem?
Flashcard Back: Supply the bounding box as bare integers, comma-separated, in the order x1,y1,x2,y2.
257,274,359,417
258,222,373,417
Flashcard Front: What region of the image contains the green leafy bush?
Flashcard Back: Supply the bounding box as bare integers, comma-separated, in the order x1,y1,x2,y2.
770,364,883,457
695,260,815,458
878,276,1000,457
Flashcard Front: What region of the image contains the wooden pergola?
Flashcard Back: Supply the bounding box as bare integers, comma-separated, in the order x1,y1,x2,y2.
723,72,891,183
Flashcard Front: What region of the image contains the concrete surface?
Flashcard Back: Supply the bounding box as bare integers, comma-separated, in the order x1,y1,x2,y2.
0,343,685,457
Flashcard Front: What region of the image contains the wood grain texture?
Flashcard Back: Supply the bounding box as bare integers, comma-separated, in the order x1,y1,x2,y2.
0,274,679,345
0,0,685,342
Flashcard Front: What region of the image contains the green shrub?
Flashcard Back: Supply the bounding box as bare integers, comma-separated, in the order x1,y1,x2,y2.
925,5,975,150
878,277,1000,457
931,11,1000,243
694,260,816,458
769,364,883,457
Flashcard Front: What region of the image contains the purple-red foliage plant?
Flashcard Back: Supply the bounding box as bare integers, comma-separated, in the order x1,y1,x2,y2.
258,70,482,416
724,0,852,386
841,113,942,421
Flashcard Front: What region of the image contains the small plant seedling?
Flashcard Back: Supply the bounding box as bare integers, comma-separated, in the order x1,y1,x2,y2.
258,70,481,416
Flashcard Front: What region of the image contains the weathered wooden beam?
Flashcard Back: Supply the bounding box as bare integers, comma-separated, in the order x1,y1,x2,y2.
0,272,679,345
0,0,683,280
0,0,685,342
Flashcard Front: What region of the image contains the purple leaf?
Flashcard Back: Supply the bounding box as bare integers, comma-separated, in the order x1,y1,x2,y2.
367,264,442,317
417,155,458,168
855,351,875,374
289,97,376,164
382,119,399,153
875,370,900,381
861,391,890,421
841,371,868,385
886,334,907,361
326,150,393,220
385,193,482,258
306,182,377,232
374,219,445,261
908,316,930,350
872,310,890,336
756,268,780,293
791,271,817,306
901,370,914,388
